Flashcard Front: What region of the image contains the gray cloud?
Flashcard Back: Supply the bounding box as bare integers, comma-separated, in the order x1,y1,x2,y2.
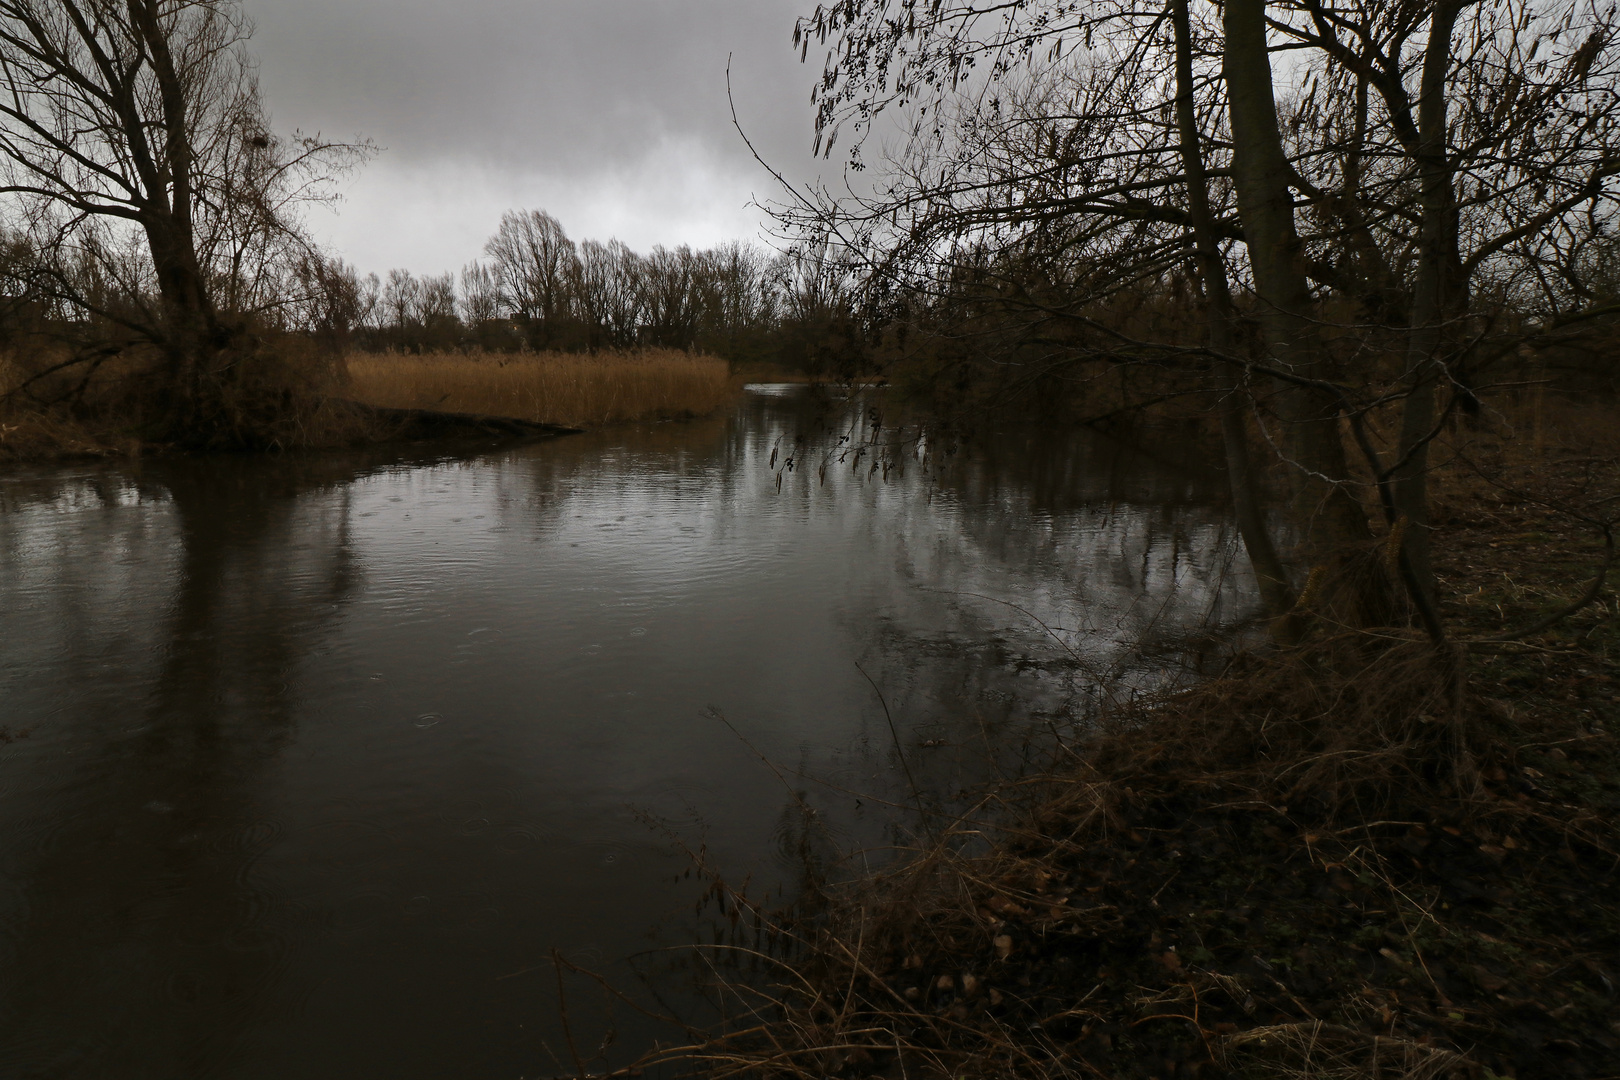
248,0,822,274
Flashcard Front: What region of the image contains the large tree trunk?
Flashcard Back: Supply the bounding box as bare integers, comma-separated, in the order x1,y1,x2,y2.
131,1,241,443
1171,0,1299,640
145,213,232,439
1221,0,1385,628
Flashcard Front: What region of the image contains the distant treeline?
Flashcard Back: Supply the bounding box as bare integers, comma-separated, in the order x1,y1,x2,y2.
305,210,868,374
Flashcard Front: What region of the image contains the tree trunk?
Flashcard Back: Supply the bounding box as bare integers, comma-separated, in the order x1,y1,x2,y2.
1222,0,1383,627
145,213,229,437
130,1,239,442
1171,0,1299,640
1392,0,1464,614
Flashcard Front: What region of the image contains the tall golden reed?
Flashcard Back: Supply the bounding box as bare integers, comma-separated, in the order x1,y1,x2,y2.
344,348,740,427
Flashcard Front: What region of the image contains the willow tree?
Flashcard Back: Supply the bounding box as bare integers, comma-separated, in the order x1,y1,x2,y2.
0,0,367,443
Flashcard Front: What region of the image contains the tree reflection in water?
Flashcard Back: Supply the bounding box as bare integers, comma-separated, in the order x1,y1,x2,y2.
0,455,365,1076
0,390,1257,1078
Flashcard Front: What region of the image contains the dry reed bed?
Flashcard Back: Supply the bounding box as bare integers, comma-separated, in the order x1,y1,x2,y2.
344,348,740,428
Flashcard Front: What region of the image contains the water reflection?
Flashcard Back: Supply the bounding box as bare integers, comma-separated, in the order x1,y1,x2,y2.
0,389,1256,1078
0,457,365,1077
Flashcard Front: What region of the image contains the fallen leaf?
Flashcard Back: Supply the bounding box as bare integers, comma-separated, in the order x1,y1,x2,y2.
987,895,1031,916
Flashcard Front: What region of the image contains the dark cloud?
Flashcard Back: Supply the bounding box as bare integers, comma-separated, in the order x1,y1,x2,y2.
248,0,821,273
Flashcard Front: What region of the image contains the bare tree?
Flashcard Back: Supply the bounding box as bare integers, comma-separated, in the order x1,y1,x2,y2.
417,271,458,346
788,0,1620,640
290,254,369,348
0,0,368,440
699,242,778,333
600,239,644,346
484,209,579,344
381,269,422,344
640,244,703,347
458,261,502,326
573,239,618,349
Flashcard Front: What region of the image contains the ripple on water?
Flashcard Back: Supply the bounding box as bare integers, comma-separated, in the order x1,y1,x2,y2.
413,712,443,729
329,890,392,936
0,1029,102,1079
213,819,285,860
0,881,28,968
495,824,547,854
636,780,723,830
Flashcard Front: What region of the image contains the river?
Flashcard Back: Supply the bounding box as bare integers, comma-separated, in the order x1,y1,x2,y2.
0,386,1255,1079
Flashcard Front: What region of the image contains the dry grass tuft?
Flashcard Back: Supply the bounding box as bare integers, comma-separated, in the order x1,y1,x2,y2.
0,348,130,461
344,348,741,428
1222,1021,1472,1080
658,636,1617,1080
0,408,119,462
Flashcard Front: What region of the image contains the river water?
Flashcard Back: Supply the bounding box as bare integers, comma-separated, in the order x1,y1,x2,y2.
0,386,1254,1079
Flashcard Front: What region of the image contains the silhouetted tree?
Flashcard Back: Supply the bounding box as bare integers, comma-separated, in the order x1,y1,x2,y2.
485,209,578,346
0,0,368,443
787,0,1620,640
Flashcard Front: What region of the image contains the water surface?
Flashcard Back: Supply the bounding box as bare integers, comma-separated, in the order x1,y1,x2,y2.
0,387,1254,1078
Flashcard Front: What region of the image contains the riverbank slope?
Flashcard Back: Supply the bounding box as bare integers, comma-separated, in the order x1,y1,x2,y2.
681,403,1618,1080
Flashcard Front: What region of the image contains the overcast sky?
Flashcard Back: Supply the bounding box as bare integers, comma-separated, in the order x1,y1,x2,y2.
249,0,823,278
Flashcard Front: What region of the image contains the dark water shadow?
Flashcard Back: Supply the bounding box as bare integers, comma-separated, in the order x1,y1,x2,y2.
0,453,383,1078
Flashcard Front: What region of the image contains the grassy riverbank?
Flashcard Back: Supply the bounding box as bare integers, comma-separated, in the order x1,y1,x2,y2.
671,401,1618,1080
345,348,742,429
0,344,353,462
0,346,750,462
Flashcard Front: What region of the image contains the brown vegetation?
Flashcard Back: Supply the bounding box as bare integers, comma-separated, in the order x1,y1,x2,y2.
626,399,1618,1080
0,339,377,462
1,343,756,461
0,1,368,449
680,647,1615,1080
344,348,743,428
